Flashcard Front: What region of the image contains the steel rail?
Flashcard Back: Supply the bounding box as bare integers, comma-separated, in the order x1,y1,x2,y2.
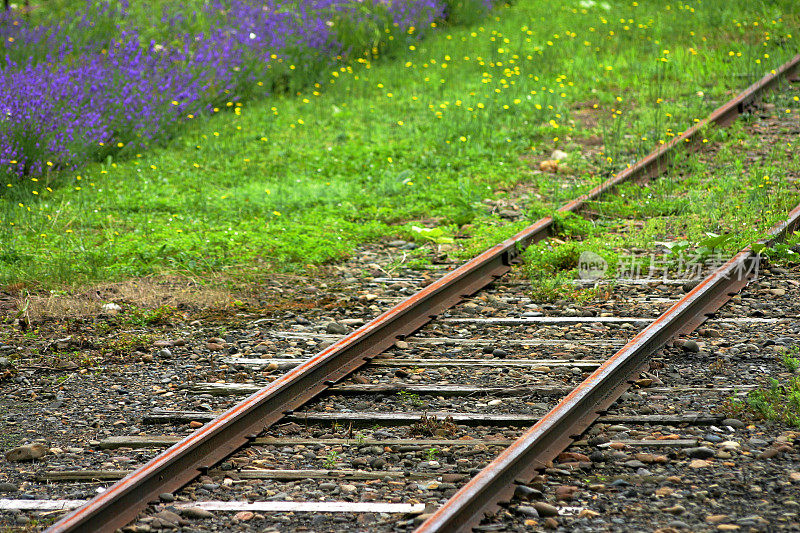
416,203,800,533
47,53,800,533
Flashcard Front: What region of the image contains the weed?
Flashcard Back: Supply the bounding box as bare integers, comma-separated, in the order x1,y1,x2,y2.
323,450,340,468
425,447,440,461
784,348,800,373
724,348,800,428
101,332,154,357
409,413,457,437
398,390,426,407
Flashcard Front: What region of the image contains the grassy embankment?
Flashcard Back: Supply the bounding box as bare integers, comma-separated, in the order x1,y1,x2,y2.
1,0,798,291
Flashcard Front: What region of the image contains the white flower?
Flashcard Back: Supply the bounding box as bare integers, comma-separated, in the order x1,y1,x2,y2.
249,32,257,40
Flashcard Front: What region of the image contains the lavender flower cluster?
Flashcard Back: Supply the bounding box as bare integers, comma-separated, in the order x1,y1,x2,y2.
0,0,454,180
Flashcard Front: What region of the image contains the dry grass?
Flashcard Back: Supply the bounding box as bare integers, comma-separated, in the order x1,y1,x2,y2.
6,275,235,323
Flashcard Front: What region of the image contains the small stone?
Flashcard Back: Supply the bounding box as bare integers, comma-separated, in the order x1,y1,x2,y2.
487,399,503,406
189,421,204,429
759,445,790,459
371,457,386,469
180,507,213,519
769,288,786,296
516,506,539,518
551,149,569,161
682,280,700,292
681,340,700,353
492,348,508,358
157,348,172,358
685,447,715,459
555,485,578,501
326,322,349,335
534,502,559,517
667,521,690,530
234,511,254,521
789,472,800,482
689,459,711,468
418,480,440,490
557,452,590,463
544,517,559,529
722,418,745,428
154,510,183,527
395,340,409,349
205,343,224,351
159,493,175,502
340,484,358,493
655,487,674,497
513,485,542,501
102,303,122,314
0,482,18,492
706,515,730,524
15,515,30,525
5,443,47,462
319,482,337,491
539,160,559,173
664,505,686,515
579,509,601,518
717,525,740,531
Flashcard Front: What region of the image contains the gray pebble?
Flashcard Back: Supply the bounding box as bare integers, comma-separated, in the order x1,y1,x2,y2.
516,506,540,518
681,340,700,352
326,322,349,335
685,446,716,459
180,507,213,519
723,418,746,428
533,502,559,517
0,482,18,492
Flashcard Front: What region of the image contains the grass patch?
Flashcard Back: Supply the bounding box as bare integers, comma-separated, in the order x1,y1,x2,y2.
520,94,800,299
727,347,800,428
1,0,798,288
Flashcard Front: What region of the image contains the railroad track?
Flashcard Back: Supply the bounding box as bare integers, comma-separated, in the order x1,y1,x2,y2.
1,55,797,532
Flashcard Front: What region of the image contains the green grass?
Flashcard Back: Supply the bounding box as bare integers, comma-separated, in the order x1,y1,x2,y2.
1,0,798,288
520,90,800,297
727,347,800,428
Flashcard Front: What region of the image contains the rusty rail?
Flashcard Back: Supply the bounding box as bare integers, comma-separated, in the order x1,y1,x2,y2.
47,53,800,533
416,203,800,533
